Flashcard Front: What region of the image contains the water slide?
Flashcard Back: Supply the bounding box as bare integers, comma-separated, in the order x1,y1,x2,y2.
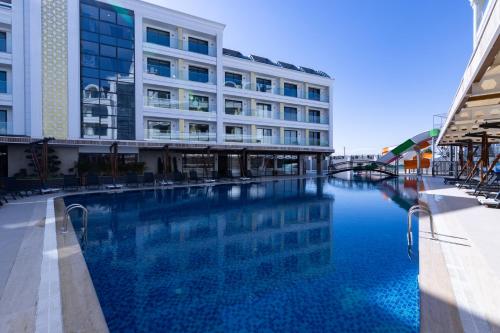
377,129,440,164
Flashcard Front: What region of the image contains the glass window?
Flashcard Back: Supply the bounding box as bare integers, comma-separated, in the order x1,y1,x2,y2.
81,17,99,33
82,40,99,55
0,70,7,93
146,27,170,47
188,37,209,55
117,13,134,27
188,66,209,83
225,72,242,88
308,87,321,101
147,89,170,108
255,103,272,118
81,4,99,19
189,123,210,141
284,107,297,121
284,130,298,145
309,109,320,123
100,8,116,23
81,31,99,43
0,32,6,52
100,44,116,57
0,110,6,122
189,94,209,112
226,126,243,142
147,120,171,139
309,131,320,146
256,78,272,92
225,99,243,115
256,128,272,144
147,58,170,77
117,47,134,60
284,83,297,97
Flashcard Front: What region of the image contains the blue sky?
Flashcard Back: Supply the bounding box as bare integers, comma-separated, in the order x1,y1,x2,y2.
147,0,472,154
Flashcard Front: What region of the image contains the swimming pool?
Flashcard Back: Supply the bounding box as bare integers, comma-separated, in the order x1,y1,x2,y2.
65,177,419,332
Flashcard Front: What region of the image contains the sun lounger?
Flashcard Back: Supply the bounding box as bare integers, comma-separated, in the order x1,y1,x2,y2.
63,175,80,191
86,174,101,190
143,172,155,186
126,173,139,187
477,191,500,208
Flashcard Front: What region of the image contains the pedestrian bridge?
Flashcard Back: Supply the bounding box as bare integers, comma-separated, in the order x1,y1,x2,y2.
327,160,398,177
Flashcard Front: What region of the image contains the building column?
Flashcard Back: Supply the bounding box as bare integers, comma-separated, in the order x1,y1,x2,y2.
178,88,185,110
178,119,185,140
470,0,486,45
251,124,256,143
250,98,256,116
177,27,184,50
12,0,26,135
316,153,323,175
134,13,144,140
280,127,285,145
279,103,284,120
215,31,224,144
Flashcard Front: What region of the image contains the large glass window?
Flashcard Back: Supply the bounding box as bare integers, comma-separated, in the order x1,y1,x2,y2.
284,83,297,97
147,58,170,77
226,126,243,142
0,32,6,52
189,94,209,112
308,109,320,123
189,123,210,141
256,78,272,93
225,99,243,115
0,71,6,93
147,120,171,139
308,87,321,101
80,0,135,140
0,109,5,134
188,66,209,83
188,37,209,55
225,72,242,88
256,103,272,118
284,130,298,145
147,89,170,108
284,106,298,121
256,128,272,144
309,131,320,146
146,27,170,47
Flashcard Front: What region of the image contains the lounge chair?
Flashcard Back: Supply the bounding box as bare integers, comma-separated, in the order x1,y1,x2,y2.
189,170,200,183
63,175,80,191
173,171,186,183
126,173,139,187
478,191,500,208
240,170,251,181
85,174,100,190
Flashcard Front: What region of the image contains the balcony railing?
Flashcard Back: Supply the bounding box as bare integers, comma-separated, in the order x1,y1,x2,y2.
225,108,329,124
0,121,12,135
145,129,216,142
0,1,11,9
223,81,329,103
144,65,216,85
223,134,329,147
146,97,216,113
145,37,216,57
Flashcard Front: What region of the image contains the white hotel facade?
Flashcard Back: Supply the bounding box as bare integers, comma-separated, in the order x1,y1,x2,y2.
0,0,333,178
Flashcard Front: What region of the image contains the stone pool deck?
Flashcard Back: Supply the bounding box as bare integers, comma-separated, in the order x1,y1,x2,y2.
0,175,499,332
419,177,500,333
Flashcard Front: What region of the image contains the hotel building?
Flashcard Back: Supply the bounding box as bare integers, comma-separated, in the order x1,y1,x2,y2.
0,0,333,178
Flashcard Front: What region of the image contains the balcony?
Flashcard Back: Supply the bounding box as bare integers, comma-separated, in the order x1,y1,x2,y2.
0,1,10,9
145,37,216,57
146,97,217,113
145,64,216,85
223,134,329,147
224,81,329,103
225,108,329,125
0,121,12,135
144,129,216,142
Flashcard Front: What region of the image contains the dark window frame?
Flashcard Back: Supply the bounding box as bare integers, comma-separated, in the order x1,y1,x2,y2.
146,27,170,47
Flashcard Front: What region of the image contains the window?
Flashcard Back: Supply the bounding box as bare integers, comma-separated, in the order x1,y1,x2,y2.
147,58,170,77
188,66,209,83
308,87,321,101
146,27,170,47
308,109,320,123
284,130,298,145
0,109,5,134
309,131,320,146
225,99,243,115
225,72,242,88
147,89,170,108
256,78,272,93
0,32,6,52
188,37,209,55
189,123,210,141
147,120,171,139
256,128,272,144
284,107,297,121
226,126,243,142
189,94,209,112
284,83,297,97
0,71,6,93
256,103,272,118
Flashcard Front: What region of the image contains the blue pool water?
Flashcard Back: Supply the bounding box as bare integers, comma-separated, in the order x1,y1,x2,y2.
66,177,420,332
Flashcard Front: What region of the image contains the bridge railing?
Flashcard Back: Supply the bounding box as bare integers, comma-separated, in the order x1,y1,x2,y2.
328,160,397,175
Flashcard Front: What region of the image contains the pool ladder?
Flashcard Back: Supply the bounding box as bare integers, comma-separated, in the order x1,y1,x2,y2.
407,204,435,258
62,204,88,241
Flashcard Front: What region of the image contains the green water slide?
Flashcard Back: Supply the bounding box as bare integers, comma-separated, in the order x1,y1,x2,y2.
377,129,440,164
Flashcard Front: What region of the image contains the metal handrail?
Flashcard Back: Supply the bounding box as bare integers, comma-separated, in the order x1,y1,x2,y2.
62,204,88,238
407,204,435,258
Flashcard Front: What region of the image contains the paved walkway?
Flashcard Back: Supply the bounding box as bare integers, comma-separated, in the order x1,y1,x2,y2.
420,177,500,333
0,195,49,332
